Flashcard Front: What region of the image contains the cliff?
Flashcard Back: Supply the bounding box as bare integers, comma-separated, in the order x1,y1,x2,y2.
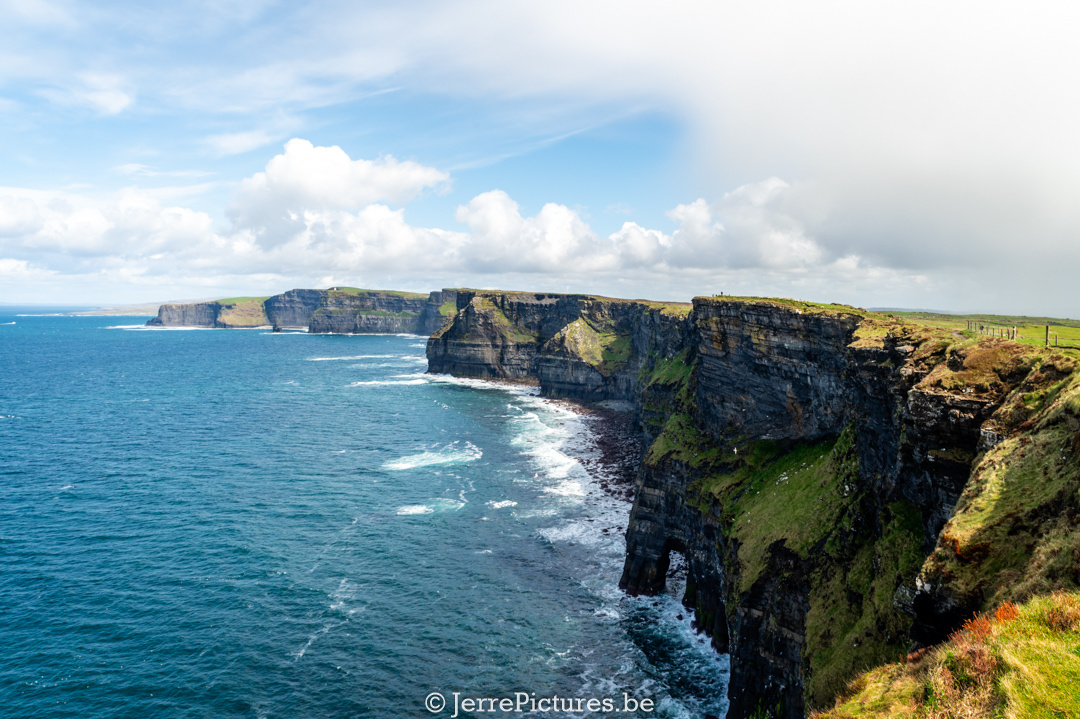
146,296,270,328
147,288,454,334
425,289,691,399
425,291,1080,718
307,288,451,335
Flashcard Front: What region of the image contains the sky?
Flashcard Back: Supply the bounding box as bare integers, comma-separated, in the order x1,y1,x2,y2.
1,0,1078,315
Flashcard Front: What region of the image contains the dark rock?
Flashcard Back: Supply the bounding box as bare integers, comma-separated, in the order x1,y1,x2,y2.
426,291,1009,718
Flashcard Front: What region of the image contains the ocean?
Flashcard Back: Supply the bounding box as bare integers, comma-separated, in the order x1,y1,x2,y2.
0,312,728,718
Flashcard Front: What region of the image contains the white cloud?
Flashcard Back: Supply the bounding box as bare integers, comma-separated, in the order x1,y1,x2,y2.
0,195,43,237
0,136,1058,314
228,138,450,246
454,190,611,273
205,128,284,157
39,73,134,115
114,164,214,179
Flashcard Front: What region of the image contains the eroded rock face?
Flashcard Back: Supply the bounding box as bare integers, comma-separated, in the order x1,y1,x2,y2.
307,290,447,335
427,292,1014,719
693,298,860,443
425,291,690,400
264,289,324,328
147,301,222,327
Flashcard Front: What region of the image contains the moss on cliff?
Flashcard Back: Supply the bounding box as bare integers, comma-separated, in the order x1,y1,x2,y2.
646,412,719,468
548,318,632,376
642,349,694,388
476,296,539,344
921,375,1080,612
805,499,925,708
719,437,846,594
658,423,926,710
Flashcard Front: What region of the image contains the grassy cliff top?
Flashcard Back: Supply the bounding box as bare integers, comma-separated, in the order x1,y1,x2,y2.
695,294,869,317
324,287,429,299
215,297,270,327
215,296,271,304
888,309,1080,350
443,288,692,313
813,591,1080,718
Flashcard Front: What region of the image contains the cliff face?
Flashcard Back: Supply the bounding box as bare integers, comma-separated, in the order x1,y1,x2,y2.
264,289,324,328
425,290,690,399
147,288,453,334
147,302,223,327
426,292,1076,718
307,289,450,335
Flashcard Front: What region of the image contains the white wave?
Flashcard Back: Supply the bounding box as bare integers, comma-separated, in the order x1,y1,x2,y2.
423,373,539,394
397,505,434,515
396,498,465,515
105,324,146,329
409,343,426,347
539,520,603,546
487,500,518,509
0,321,14,325
307,354,398,361
348,379,427,387
383,441,482,470
543,479,587,497
122,325,218,331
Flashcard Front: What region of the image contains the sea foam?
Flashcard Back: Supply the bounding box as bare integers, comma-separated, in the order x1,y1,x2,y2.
383,441,482,471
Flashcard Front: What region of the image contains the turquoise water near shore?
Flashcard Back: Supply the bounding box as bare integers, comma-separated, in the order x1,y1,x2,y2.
0,313,728,718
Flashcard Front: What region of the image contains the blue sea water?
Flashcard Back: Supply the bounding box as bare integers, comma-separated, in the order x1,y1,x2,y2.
0,313,728,718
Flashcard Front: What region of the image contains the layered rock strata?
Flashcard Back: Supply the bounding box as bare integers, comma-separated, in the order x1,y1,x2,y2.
426,291,1059,718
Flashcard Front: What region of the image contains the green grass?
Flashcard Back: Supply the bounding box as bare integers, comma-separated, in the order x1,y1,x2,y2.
476,296,539,343
439,300,456,317
702,437,850,594
923,420,1080,612
548,316,633,375
805,500,925,707
216,298,269,326
701,295,868,317
645,412,719,468
890,310,1080,350
813,591,1080,719
216,296,270,304
641,301,693,316
642,350,694,388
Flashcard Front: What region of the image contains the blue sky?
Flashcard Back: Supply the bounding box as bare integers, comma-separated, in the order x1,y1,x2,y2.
2,0,1079,315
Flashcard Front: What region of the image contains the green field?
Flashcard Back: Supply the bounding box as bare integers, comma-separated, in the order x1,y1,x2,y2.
890,310,1080,349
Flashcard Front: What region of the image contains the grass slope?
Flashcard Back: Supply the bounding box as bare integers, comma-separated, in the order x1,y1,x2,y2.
216,298,269,326
813,591,1080,719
